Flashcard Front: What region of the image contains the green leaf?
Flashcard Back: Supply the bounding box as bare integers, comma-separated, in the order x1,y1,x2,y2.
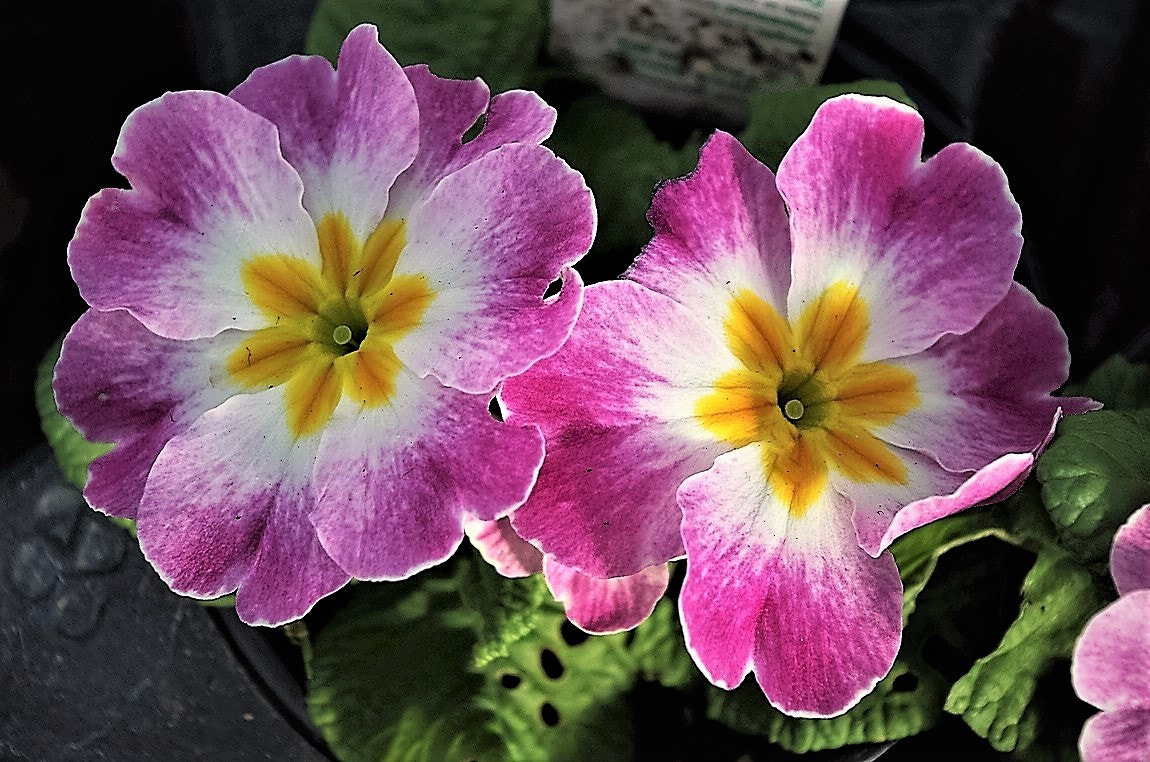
306,0,548,93
1063,353,1150,410
624,596,698,690
308,574,505,762
891,509,1013,623
309,560,640,762
35,339,114,491
1036,409,1150,565
457,554,552,669
706,656,946,753
739,80,916,171
479,605,635,762
547,93,701,265
943,547,1105,752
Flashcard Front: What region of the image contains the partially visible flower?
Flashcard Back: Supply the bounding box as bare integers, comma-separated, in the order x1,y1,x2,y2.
1072,504,1150,762
466,518,668,634
502,96,1096,716
54,25,594,625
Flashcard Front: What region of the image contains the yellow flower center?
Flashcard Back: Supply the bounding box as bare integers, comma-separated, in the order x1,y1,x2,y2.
227,213,434,437
696,282,918,517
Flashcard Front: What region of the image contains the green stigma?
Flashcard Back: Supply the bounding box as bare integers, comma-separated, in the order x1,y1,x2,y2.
783,398,805,421
332,324,354,346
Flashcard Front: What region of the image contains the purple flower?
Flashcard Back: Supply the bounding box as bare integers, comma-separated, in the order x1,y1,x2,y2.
501,96,1095,716
53,25,594,625
1072,504,1150,762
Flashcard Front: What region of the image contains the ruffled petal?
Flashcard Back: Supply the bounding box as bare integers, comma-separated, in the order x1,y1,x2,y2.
1111,504,1150,595
137,391,347,624
308,371,545,580
845,444,1037,557
543,557,669,634
778,95,1023,361
53,309,238,519
1072,590,1150,711
879,283,1098,472
230,24,418,242
502,280,736,577
1079,708,1150,762
465,517,543,577
628,130,791,319
386,65,556,218
69,91,319,339
678,444,903,717
393,142,594,393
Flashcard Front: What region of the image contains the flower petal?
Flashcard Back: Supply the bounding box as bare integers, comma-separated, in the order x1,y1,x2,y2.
393,142,594,393
54,309,237,519
628,130,791,319
844,444,1036,557
879,283,1097,473
137,391,348,624
69,91,319,339
778,95,1023,361
386,65,556,218
502,280,735,577
230,24,419,242
1112,504,1150,596
465,517,543,578
543,556,669,635
678,444,903,717
1071,590,1150,712
308,371,545,580
1079,708,1150,762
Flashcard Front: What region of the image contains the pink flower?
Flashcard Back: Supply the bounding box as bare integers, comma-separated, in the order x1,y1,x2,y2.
53,25,594,625
501,96,1095,716
1072,504,1150,762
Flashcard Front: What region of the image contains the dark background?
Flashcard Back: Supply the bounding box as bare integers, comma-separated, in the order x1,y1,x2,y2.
0,1,1147,758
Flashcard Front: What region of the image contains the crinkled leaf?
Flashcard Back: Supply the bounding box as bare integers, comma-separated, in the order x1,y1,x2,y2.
308,575,505,762
547,93,701,264
1063,354,1150,410
891,509,1012,623
1036,409,1150,565
706,656,945,753
306,0,548,93
458,552,552,669
309,560,639,762
34,338,112,491
740,80,916,171
479,605,635,762
943,547,1105,752
624,596,697,689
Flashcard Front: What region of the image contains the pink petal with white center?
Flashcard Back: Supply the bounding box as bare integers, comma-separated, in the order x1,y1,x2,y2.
465,517,543,578
308,370,545,580
628,130,791,317
230,24,418,241
137,391,349,625
53,309,238,519
678,444,903,717
386,65,556,219
543,556,669,635
502,280,736,578
778,95,1023,361
69,91,319,339
844,435,1055,557
1072,590,1150,712
1111,504,1150,595
393,143,594,394
880,283,1098,473
1079,708,1150,762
